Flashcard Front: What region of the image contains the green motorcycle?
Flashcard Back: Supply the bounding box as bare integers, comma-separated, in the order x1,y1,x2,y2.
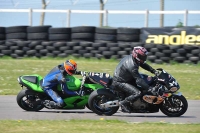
16,72,110,111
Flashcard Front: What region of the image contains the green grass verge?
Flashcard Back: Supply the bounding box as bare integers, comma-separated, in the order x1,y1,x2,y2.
0,120,200,133
0,56,200,99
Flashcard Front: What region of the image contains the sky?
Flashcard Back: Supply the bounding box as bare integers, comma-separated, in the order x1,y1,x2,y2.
0,0,199,28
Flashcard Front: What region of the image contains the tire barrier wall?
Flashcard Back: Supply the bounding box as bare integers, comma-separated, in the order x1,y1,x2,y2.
0,26,199,64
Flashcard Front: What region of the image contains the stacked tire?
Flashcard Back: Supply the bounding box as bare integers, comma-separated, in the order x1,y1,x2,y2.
5,26,28,41
104,43,119,59
0,25,200,64
95,27,117,43
155,44,171,64
0,41,12,57
0,27,5,41
51,42,68,57
93,42,110,59
12,41,31,58
49,27,71,42
0,27,5,57
94,27,117,59
117,27,140,43
27,25,51,41
79,42,93,58
145,43,157,63
26,25,51,57
3,26,28,58
173,45,200,64
68,42,80,58
36,41,53,58
71,26,95,42
117,27,142,59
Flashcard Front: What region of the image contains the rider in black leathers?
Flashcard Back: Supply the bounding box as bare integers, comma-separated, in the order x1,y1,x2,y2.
112,46,157,113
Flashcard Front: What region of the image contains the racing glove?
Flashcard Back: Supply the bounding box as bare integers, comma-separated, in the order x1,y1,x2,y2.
75,71,81,75
61,77,66,83
147,86,159,95
81,71,87,76
142,86,156,94
152,69,159,76
75,71,87,76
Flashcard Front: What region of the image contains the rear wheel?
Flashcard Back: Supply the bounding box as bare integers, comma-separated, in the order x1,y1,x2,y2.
16,88,44,111
160,95,188,117
88,89,119,116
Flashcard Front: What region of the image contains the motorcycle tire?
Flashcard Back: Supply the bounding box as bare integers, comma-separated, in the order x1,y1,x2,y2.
88,89,119,116
16,88,44,111
160,95,188,117
85,103,91,110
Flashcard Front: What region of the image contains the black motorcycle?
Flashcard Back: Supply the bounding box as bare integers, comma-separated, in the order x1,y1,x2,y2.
88,68,188,117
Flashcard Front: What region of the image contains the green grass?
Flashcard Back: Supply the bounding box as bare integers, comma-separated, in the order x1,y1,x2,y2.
0,57,200,131
0,56,200,99
0,120,200,133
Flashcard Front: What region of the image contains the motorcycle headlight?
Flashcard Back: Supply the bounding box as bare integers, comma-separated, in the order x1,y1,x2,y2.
17,77,20,82
17,76,22,83
170,87,178,92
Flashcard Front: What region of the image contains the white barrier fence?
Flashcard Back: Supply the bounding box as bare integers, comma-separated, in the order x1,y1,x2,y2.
1,9,200,27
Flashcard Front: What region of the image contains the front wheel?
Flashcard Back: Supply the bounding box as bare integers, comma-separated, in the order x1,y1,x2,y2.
85,103,91,110
160,95,188,117
16,88,45,111
88,89,119,116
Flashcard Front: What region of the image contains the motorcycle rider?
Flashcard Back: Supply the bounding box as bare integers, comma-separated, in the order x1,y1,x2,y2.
112,46,158,113
42,59,85,109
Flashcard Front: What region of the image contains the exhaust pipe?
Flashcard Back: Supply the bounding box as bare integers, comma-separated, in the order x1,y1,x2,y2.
100,100,119,109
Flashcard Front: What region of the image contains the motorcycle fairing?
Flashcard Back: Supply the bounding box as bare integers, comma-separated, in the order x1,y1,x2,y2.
140,73,155,85
19,74,82,92
143,91,183,105
164,92,182,97
23,76,37,84
63,95,89,109
57,75,103,91
88,72,112,87
143,95,164,104
19,74,44,92
57,75,81,91
84,84,103,90
157,69,180,91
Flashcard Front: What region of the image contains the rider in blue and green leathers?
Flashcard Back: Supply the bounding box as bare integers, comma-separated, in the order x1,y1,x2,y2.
42,59,83,109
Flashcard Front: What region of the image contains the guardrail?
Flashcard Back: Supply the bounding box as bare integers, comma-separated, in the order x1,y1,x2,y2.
1,9,200,27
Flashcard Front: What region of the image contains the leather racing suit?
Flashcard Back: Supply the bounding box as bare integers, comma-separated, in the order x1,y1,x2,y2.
42,63,80,108
112,54,156,104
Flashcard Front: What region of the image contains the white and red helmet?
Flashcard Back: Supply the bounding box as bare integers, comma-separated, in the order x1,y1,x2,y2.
132,46,148,64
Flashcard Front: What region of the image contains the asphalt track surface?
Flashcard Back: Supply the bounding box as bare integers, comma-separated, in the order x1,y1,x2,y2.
0,96,200,123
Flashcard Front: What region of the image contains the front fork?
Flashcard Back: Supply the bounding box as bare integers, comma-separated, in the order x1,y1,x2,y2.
164,92,182,106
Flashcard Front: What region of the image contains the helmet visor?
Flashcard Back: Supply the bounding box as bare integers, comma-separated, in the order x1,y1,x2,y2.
64,60,77,75
68,69,76,74
137,54,147,63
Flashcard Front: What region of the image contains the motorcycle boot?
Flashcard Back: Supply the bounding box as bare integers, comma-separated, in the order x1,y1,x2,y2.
120,93,141,113
119,99,131,113
42,100,52,109
49,101,65,109
43,100,65,109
